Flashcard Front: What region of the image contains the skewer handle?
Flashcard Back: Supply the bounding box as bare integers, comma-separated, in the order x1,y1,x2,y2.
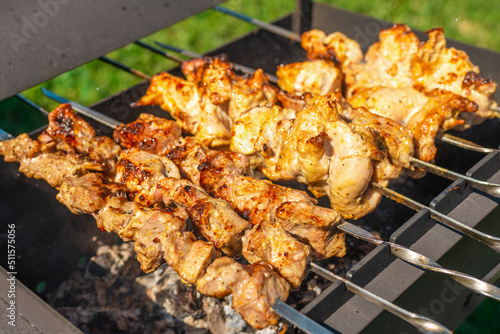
213,6,302,42
440,133,498,154
371,182,500,253
410,157,500,198
338,221,500,301
310,263,452,334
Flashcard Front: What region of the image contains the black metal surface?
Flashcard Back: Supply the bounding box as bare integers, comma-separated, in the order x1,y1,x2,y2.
0,0,225,100
1,2,500,334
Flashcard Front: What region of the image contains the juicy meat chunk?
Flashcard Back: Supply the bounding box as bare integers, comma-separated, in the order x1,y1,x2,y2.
0,133,42,162
243,221,311,288
41,104,122,175
197,258,290,329
115,148,181,205
96,196,188,273
232,262,290,329
276,201,346,259
163,178,251,256
196,256,248,298
42,103,96,154
162,231,219,284
135,71,233,147
301,29,363,67
277,60,343,96
57,173,112,215
20,152,103,188
114,113,182,156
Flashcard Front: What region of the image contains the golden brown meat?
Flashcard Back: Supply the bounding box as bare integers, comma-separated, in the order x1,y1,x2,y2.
113,113,182,156
136,72,233,147
0,133,104,188
231,262,290,329
276,60,343,96
41,103,122,175
301,29,363,67
230,96,390,219
243,220,311,289
136,56,277,147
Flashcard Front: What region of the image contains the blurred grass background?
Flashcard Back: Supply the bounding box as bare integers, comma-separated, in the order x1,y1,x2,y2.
1,0,499,332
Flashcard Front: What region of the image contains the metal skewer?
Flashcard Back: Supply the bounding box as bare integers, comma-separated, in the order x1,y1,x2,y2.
440,133,499,154
22,92,454,334
218,6,500,156
0,128,13,141
310,263,451,334
371,181,500,252
38,89,500,304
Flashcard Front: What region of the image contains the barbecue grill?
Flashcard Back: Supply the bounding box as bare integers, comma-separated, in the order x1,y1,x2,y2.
1,1,500,333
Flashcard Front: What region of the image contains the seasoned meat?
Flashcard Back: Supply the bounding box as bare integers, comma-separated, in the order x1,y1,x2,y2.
57,173,112,215
230,96,388,219
277,60,343,96
243,220,311,288
275,201,346,259
41,103,122,175
196,256,248,298
135,71,233,147
162,231,220,284
136,55,277,147
42,103,96,154
301,29,363,68
162,178,251,256
114,113,182,156
198,258,290,329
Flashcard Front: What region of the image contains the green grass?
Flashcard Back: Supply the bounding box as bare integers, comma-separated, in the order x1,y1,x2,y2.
1,0,499,332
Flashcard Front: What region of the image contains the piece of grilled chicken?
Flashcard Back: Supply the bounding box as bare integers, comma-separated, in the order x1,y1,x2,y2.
41,104,331,285
0,120,291,329
289,25,499,161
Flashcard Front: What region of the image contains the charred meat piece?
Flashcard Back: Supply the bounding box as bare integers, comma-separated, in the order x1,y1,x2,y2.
114,113,182,156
